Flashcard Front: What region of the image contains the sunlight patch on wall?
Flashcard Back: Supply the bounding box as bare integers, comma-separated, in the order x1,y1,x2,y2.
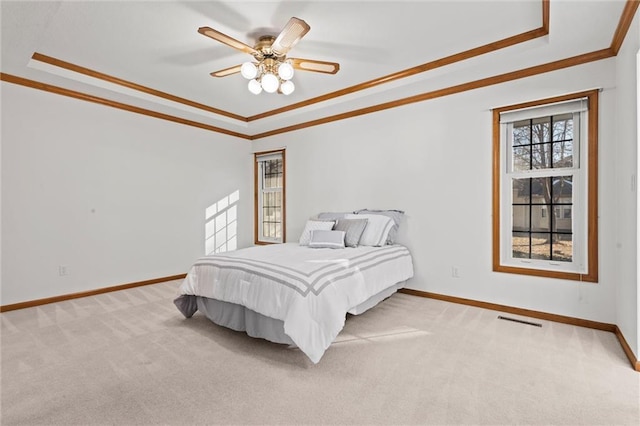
205,190,239,254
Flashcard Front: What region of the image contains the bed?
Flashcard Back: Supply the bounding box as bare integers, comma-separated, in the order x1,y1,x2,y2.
174,211,414,363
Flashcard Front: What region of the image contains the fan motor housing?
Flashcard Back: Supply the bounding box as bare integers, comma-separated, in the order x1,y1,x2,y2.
254,36,282,60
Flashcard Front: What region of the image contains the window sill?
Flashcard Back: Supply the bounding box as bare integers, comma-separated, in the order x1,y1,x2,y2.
493,263,598,283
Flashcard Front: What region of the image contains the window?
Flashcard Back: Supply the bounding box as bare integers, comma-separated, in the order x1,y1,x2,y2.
492,90,598,282
254,149,285,244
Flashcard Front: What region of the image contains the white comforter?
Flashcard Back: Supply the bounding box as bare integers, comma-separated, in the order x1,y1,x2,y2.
177,243,414,363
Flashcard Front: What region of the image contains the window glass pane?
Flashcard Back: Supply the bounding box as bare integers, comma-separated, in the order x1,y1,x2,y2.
552,114,574,168
530,233,552,260
530,177,550,203
555,207,572,233
263,159,283,189
531,204,550,232
553,176,573,204
512,178,531,203
531,117,550,144
552,140,573,168
512,121,531,172
512,232,530,259
513,120,531,146
512,205,530,231
531,142,553,169
512,145,530,171
551,233,573,262
552,113,573,141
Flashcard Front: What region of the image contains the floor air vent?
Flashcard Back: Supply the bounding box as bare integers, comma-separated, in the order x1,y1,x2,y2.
497,315,542,327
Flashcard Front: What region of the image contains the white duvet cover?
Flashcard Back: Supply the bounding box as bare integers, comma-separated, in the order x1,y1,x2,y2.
177,243,414,363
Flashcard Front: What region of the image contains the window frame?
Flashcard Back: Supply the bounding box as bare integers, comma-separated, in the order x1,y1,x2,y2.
254,149,286,245
492,90,599,282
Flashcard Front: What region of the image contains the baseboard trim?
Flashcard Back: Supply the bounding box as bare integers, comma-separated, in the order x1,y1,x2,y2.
614,325,640,372
0,274,187,312
400,288,638,371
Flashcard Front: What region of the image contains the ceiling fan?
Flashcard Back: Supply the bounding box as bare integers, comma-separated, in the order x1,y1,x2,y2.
198,17,340,95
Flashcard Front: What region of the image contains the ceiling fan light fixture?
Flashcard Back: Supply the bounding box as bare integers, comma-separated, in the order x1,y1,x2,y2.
261,73,279,93
248,79,263,94
200,16,339,96
240,62,258,80
280,80,295,95
277,62,294,80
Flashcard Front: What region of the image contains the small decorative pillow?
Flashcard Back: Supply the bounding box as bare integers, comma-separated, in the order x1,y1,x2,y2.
299,220,335,245
309,230,346,249
345,214,394,247
334,218,368,247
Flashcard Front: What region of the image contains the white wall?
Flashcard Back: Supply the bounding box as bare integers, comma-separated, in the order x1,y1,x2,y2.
253,59,622,324
1,82,253,305
2,32,636,357
615,12,639,358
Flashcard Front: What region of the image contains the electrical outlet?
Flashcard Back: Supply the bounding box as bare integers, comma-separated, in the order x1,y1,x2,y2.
58,265,68,276
451,266,460,278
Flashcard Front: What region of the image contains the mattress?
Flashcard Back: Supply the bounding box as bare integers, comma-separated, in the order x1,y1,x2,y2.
175,243,414,363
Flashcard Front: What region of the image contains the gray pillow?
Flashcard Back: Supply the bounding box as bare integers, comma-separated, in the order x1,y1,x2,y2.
354,209,405,244
308,230,345,249
315,211,353,221
334,218,368,247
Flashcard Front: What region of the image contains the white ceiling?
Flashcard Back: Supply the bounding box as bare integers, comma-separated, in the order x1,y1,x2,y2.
0,0,630,137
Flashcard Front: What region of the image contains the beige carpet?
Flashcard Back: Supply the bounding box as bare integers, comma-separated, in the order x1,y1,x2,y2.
1,280,638,425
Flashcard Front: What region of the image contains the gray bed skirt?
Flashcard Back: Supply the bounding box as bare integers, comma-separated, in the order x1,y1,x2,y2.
174,281,405,346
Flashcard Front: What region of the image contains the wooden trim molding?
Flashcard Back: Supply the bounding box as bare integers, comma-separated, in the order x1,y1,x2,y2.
0,73,252,140
247,30,549,122
491,89,599,282
253,149,286,244
400,288,616,332
26,1,550,126
247,0,551,122
31,52,247,123
251,50,613,139
610,0,640,55
400,288,639,371
0,274,187,312
249,0,631,138
615,326,640,372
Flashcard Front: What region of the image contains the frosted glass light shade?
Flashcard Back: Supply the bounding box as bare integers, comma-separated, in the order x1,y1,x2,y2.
248,79,262,94
240,62,258,79
280,80,295,95
261,73,279,93
277,62,294,80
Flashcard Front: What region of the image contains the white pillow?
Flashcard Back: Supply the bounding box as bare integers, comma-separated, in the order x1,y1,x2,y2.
309,230,346,249
345,214,393,246
299,220,335,245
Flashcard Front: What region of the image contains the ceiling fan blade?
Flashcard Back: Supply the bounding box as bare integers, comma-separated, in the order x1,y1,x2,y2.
198,26,257,55
290,58,340,75
271,17,310,56
210,64,242,77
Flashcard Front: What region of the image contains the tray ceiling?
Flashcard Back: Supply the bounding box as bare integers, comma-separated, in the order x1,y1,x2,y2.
0,1,633,139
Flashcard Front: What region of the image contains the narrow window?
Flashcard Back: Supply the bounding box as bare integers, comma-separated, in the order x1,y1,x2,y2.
492,91,598,282
254,149,285,244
